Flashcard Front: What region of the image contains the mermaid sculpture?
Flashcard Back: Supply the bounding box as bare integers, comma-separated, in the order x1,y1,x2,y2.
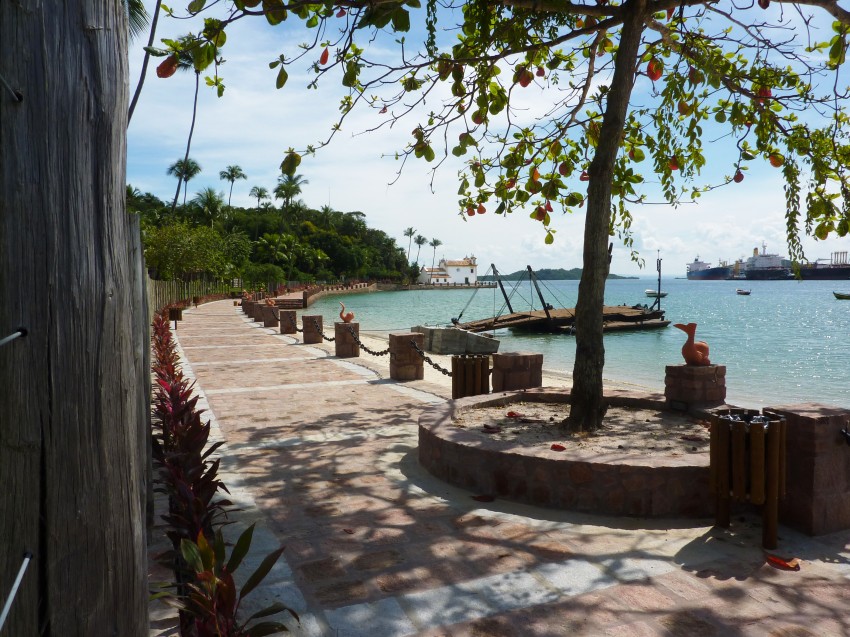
673,322,710,366
339,302,355,323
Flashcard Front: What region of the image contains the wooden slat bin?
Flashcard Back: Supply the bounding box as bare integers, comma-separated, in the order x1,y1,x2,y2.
451,355,490,399
709,410,787,549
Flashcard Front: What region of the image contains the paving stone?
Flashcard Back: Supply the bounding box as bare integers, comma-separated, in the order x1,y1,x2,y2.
325,598,418,637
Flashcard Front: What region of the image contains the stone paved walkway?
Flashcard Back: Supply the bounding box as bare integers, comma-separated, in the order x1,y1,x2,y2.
149,300,850,636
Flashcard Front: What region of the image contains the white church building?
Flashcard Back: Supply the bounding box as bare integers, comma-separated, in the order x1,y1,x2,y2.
418,256,479,285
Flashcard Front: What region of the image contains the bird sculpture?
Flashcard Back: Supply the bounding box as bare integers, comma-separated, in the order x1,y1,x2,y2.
339,301,355,323
673,322,711,366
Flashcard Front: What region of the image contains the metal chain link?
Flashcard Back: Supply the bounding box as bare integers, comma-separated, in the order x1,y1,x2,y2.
284,312,303,333
410,339,452,376
313,317,335,342
345,325,390,356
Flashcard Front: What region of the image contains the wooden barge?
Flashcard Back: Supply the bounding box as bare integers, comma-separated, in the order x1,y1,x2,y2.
456,264,669,335
457,305,669,334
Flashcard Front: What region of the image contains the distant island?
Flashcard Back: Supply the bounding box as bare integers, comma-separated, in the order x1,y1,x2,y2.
480,268,638,281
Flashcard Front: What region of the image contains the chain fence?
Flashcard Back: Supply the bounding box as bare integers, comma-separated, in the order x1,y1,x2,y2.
312,317,335,342
345,325,390,356
280,311,302,333
410,339,452,377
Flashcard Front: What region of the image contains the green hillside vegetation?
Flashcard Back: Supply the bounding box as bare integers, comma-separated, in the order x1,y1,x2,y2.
128,183,418,285
480,268,637,281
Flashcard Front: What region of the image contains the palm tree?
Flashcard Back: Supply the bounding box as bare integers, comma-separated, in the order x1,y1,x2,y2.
191,187,225,228
168,37,207,214
414,234,427,265
127,0,162,123
403,227,416,262
219,165,247,207
273,173,309,209
167,157,201,207
274,174,309,233
428,238,442,284
249,186,269,212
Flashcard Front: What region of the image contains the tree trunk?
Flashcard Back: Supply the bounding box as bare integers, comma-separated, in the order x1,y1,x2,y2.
128,0,163,124
567,0,647,433
0,1,148,634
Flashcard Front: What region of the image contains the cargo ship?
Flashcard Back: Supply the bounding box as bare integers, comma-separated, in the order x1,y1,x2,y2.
797,251,850,280
743,243,793,280
686,256,733,280
744,244,850,280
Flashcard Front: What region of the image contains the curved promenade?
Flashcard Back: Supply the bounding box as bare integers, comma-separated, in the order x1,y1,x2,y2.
149,299,850,636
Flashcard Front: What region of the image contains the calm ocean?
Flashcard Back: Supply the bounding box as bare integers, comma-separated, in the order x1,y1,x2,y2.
309,278,849,410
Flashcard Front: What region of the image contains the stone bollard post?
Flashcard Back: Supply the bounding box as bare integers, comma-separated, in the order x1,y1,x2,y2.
664,365,726,409
279,310,297,335
262,305,279,328
389,332,424,381
491,352,543,392
302,315,323,344
241,300,251,315
765,404,850,536
334,322,360,358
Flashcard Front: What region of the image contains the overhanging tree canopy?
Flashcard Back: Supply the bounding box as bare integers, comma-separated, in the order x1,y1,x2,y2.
152,0,850,430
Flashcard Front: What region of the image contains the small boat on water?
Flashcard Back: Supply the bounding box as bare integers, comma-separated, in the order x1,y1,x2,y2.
834,291,850,300
645,289,667,298
736,289,751,296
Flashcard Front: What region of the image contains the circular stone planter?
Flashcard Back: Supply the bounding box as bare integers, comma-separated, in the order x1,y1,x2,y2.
418,389,713,518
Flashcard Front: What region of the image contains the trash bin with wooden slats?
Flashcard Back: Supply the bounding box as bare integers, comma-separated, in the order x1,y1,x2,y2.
451,355,490,399
709,410,787,549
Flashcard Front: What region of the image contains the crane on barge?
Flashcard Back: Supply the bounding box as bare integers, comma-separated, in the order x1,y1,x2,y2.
456,264,669,335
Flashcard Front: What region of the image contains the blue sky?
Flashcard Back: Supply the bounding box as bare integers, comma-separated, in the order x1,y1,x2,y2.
127,2,850,277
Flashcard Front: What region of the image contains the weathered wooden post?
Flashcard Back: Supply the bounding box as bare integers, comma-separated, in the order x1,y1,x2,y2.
389,332,424,381
334,322,360,358
302,315,323,344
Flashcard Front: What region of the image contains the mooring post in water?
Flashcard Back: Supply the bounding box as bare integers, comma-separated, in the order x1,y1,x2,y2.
650,251,663,311
527,265,552,320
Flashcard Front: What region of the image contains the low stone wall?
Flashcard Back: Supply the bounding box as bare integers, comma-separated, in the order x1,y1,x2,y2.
303,282,376,307
419,389,713,518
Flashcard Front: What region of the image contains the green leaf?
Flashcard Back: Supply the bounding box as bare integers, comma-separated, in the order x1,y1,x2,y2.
143,46,169,57
197,532,215,570
628,147,645,162
276,67,289,89
180,539,204,573
214,529,227,571
240,547,286,599
245,601,294,623
245,621,289,637
188,0,206,12
391,8,410,32
263,0,287,25
544,232,555,245
829,37,846,66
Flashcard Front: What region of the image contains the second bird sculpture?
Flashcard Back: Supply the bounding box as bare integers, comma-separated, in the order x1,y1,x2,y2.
674,322,710,366
339,302,355,323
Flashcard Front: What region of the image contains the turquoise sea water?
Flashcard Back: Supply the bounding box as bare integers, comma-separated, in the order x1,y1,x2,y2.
309,278,849,409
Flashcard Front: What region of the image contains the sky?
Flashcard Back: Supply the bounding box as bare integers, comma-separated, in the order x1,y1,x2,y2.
126,2,850,278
